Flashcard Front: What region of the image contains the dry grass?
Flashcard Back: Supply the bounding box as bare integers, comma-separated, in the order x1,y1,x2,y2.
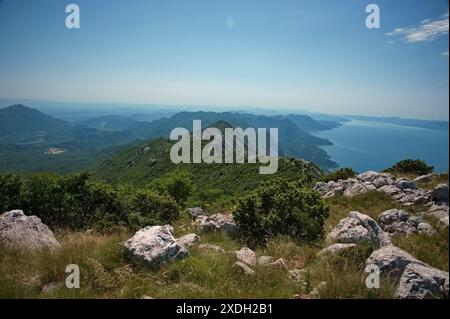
1,189,447,299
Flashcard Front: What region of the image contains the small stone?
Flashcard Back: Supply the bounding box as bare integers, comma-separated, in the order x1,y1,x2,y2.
176,233,200,248
235,247,257,266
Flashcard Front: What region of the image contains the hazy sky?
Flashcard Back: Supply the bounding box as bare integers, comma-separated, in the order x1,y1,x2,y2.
0,0,448,119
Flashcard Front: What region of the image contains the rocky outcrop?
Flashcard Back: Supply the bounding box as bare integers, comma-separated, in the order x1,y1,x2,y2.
366,245,425,283
315,171,449,224
124,225,189,267
377,209,434,236
315,172,445,206
0,210,61,250
396,263,449,299
366,245,449,299
327,211,392,248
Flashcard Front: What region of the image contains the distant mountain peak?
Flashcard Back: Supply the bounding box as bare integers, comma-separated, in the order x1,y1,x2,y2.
2,104,31,111
0,104,67,137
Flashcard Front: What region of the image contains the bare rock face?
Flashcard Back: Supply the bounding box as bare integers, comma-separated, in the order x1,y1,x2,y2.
0,210,61,250
235,247,256,266
377,209,435,236
124,225,189,267
396,263,449,299
327,211,392,248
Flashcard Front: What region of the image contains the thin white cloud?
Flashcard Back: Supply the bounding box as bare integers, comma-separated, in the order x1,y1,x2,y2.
386,12,449,43
443,51,449,56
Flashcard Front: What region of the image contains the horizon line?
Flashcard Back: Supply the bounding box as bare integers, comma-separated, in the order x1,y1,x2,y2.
0,96,448,123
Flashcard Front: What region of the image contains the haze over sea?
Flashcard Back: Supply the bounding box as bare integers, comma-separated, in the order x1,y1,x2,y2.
314,120,449,173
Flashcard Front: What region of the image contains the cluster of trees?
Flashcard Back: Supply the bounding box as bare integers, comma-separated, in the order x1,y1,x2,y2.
0,170,193,231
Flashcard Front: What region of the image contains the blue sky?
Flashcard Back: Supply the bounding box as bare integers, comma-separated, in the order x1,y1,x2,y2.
0,0,448,119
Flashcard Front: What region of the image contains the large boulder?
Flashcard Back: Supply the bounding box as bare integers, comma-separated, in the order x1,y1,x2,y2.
396,263,449,299
327,211,392,248
365,245,426,283
0,210,61,250
432,184,449,202
377,209,434,236
195,213,237,236
124,225,189,267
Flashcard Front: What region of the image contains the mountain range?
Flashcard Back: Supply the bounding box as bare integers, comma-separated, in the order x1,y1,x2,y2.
0,104,341,173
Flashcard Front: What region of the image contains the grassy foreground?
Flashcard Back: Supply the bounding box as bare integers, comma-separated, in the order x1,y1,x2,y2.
2,190,447,299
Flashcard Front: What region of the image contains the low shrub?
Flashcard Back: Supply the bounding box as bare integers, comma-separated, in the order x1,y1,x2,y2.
383,159,434,176
320,168,357,182
233,179,329,244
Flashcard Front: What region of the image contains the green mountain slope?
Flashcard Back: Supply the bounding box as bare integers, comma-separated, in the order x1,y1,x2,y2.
95,137,322,198
128,111,337,169
0,104,67,138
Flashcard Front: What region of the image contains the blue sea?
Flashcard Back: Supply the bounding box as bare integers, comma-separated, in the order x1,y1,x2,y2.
314,120,449,173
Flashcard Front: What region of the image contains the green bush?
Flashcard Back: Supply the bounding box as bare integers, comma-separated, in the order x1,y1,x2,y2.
383,159,434,175
233,179,329,244
0,173,24,213
129,189,180,225
148,170,193,207
0,171,181,230
320,168,356,182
